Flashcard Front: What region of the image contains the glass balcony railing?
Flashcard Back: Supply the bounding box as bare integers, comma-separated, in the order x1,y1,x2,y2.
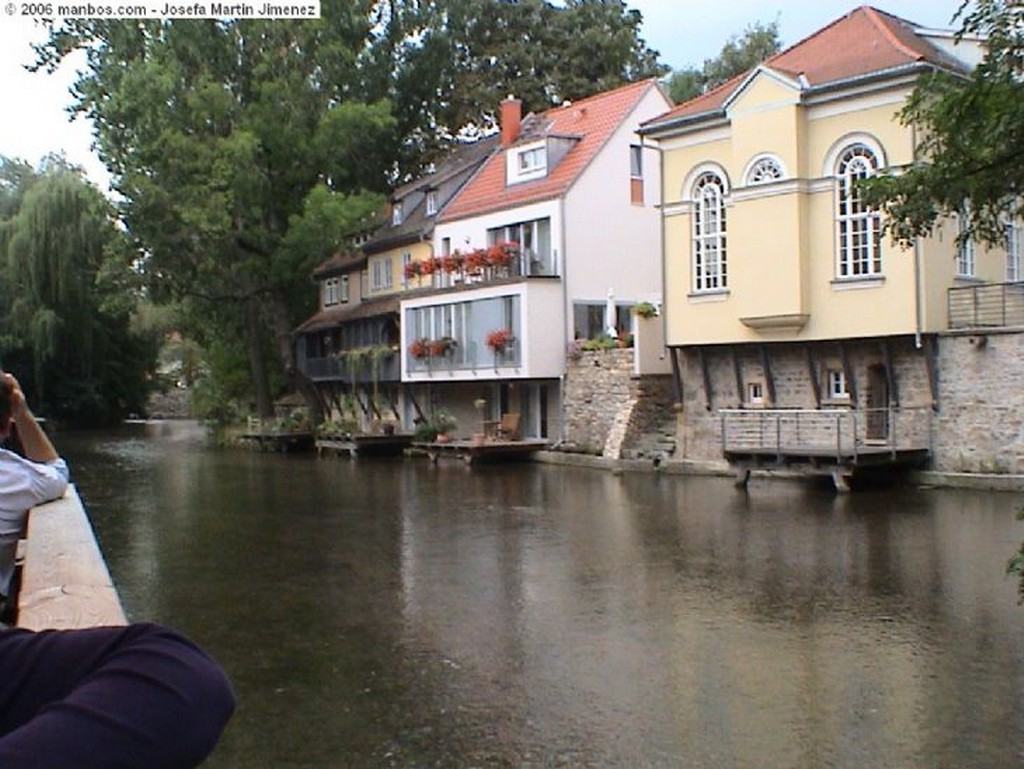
406,338,521,374
298,348,401,383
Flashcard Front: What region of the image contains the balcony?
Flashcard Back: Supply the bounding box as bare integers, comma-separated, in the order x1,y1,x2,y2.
720,407,932,460
948,281,1024,329
406,336,521,374
298,347,401,383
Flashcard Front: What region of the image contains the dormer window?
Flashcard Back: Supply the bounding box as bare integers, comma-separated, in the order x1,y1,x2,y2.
518,146,546,174
425,190,437,217
392,201,403,226
508,140,548,184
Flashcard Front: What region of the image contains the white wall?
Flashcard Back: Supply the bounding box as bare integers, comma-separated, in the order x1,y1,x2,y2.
434,200,563,265
563,86,671,342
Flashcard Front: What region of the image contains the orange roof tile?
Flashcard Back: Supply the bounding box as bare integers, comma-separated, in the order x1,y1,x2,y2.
643,5,969,129
439,79,658,223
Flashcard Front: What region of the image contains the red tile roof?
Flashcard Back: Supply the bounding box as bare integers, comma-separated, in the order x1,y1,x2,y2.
643,5,969,129
440,79,659,223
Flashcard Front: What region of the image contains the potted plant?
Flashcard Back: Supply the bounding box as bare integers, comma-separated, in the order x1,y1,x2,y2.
431,409,457,442
632,300,659,319
409,338,430,360
428,336,457,358
486,328,512,354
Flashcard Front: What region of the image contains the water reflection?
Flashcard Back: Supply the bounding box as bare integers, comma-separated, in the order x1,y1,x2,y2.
58,424,1024,768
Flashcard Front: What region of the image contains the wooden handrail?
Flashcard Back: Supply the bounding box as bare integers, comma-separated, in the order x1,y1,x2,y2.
16,485,127,630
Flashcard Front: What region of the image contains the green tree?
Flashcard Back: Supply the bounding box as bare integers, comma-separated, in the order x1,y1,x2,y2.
862,0,1024,248
32,2,666,418
35,13,392,418
0,157,157,424
667,19,782,103
384,0,666,145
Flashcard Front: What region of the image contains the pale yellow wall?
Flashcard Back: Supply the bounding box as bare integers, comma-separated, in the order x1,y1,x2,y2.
365,241,433,298
658,73,1012,348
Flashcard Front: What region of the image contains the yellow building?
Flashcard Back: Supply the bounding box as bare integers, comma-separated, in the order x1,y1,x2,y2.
640,6,1007,487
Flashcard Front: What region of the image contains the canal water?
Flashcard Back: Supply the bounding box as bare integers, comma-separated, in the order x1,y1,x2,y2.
58,423,1024,769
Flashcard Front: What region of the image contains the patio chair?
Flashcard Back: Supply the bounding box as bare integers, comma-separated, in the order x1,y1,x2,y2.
496,412,521,441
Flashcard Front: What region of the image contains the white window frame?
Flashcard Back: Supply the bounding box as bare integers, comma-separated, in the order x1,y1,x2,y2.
339,274,349,303
746,382,764,406
956,208,975,278
826,368,849,401
391,201,403,226
835,144,882,279
745,154,784,185
507,140,548,184
1008,217,1022,282
425,190,437,217
692,170,728,292
370,256,393,291
323,277,340,307
630,145,643,179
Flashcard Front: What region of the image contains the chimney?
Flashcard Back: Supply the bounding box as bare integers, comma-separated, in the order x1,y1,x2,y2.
500,95,522,147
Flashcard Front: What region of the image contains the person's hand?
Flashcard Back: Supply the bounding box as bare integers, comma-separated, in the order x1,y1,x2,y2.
1,373,27,419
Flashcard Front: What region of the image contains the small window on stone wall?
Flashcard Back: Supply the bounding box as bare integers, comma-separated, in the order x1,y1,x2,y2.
747,381,764,406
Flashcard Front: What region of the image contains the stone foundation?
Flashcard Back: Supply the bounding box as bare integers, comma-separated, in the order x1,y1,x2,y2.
563,348,674,457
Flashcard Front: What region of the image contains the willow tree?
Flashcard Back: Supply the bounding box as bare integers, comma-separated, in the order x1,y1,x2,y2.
0,157,155,423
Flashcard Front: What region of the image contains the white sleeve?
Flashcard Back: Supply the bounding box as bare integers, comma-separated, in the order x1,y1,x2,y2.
0,451,70,512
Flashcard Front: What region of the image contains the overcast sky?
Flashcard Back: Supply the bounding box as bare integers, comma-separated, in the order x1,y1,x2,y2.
0,1,966,190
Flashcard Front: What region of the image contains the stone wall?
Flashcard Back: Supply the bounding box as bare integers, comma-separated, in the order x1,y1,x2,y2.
562,348,674,456
675,336,934,461
933,330,1024,474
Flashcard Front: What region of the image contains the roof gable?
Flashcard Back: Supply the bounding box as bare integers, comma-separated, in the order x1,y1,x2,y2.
440,79,658,223
723,66,803,115
642,5,971,132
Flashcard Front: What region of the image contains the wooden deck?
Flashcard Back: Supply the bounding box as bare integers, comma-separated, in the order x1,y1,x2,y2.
236,430,315,452
413,439,549,465
316,433,414,458
720,408,933,492
17,486,127,630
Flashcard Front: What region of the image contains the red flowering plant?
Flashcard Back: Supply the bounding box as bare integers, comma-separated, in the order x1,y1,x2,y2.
485,328,512,354
428,336,457,357
408,338,430,359
441,252,464,274
464,248,489,275
419,257,438,276
403,260,422,281
486,241,518,270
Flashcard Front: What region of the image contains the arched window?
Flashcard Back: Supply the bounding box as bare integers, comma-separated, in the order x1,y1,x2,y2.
692,171,727,291
835,145,882,278
746,156,783,185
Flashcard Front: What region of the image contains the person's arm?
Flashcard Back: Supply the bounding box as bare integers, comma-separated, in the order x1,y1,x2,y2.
3,374,59,464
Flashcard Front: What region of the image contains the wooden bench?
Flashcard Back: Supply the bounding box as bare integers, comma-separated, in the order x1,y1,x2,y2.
16,485,127,630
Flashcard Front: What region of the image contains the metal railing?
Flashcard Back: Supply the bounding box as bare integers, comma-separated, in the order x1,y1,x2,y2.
948,281,1024,329
719,407,933,460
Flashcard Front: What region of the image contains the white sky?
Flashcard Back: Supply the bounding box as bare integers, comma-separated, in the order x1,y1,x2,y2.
0,2,966,191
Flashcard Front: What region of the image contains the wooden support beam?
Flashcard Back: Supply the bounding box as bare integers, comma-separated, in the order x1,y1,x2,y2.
669,347,684,406
760,345,776,406
697,346,713,411
806,345,822,408
881,339,899,406
405,384,425,422
731,347,744,407
839,341,858,406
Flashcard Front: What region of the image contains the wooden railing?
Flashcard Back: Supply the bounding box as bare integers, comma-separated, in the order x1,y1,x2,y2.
948,281,1024,329
719,407,933,460
17,486,127,630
